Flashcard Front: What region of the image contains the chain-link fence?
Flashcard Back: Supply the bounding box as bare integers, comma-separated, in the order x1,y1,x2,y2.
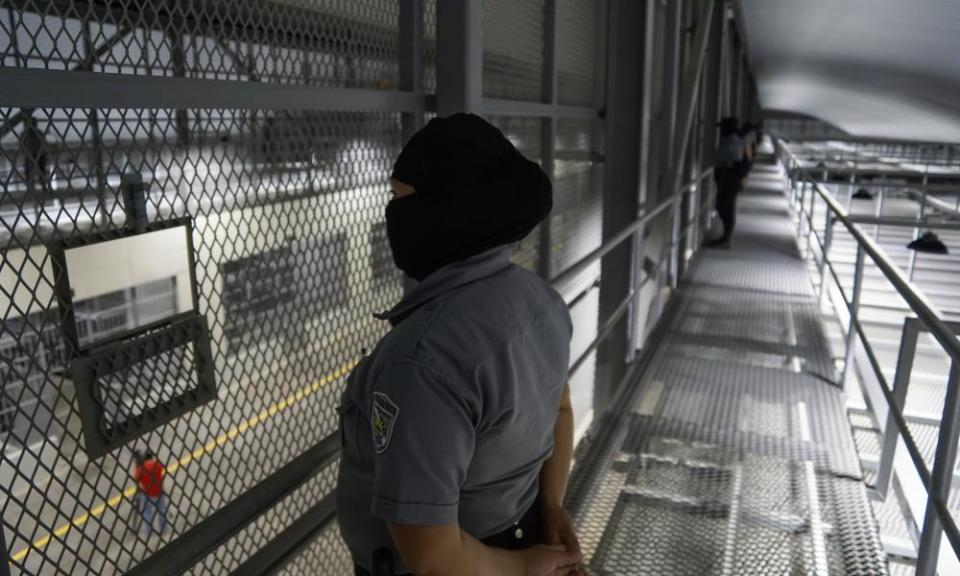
1,1,606,574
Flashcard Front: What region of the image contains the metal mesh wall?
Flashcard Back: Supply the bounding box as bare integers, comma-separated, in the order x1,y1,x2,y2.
0,1,609,574
556,0,597,107
2,1,401,89
551,118,602,274
0,1,413,572
1,105,399,574
482,0,544,102
488,115,544,273
423,0,437,94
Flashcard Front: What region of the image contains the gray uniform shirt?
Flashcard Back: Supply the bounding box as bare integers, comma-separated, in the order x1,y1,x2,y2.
336,247,572,573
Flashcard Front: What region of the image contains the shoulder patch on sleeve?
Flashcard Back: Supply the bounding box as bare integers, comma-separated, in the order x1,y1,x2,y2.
371,391,399,454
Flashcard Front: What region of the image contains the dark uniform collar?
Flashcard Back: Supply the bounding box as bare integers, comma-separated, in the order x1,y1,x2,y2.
375,247,513,325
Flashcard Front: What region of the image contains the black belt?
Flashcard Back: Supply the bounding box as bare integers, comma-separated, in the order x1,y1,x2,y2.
354,500,542,576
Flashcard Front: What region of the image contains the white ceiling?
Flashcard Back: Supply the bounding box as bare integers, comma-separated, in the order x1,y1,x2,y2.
738,0,960,143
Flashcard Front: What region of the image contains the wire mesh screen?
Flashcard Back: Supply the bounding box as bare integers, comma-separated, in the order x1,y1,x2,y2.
1,1,401,90
423,0,437,94
556,0,598,107
1,101,400,573
488,115,544,273
552,118,602,275
0,0,609,574
482,0,545,102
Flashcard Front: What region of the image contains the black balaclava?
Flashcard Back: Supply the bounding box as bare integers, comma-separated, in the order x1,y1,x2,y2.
386,113,552,281
718,116,740,137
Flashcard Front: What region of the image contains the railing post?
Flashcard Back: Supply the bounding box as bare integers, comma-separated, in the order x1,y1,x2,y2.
538,0,558,280
818,210,833,308
916,361,960,576
669,194,681,290
846,170,856,210
806,184,816,260
874,186,886,241
842,245,865,389
907,175,929,282
876,318,920,498
796,180,807,238
626,223,646,362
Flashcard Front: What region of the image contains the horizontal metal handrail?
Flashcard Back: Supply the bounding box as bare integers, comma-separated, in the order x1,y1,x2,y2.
549,168,714,291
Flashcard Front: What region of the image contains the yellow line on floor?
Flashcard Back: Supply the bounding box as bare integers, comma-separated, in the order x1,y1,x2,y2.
9,361,356,565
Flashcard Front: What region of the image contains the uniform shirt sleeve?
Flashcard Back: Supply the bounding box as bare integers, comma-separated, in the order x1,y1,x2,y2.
369,359,477,526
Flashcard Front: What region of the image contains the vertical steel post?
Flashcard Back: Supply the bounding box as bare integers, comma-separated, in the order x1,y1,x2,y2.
876,318,920,498
436,0,483,115
399,0,424,143
842,245,865,389
818,210,833,307
81,19,108,226
916,361,960,576
0,525,11,576
846,170,856,210
538,0,558,280
626,0,658,360
167,27,190,147
663,0,684,179
907,174,929,282
698,0,724,248
806,184,816,260
399,0,425,293
874,187,886,241
597,0,646,413
627,225,646,361
669,195,681,289
668,0,717,196
798,180,807,237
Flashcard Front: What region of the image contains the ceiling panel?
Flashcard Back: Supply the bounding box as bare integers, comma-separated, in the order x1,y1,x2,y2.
738,0,960,142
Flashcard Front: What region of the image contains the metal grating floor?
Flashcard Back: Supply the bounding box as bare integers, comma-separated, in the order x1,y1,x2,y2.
567,163,888,575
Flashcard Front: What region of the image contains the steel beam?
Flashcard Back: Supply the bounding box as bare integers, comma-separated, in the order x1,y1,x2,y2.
481,98,597,119
538,0,558,280
668,0,718,195
596,0,646,416
917,361,960,576
626,0,659,356
0,68,429,111
227,493,336,576
699,0,723,228
399,0,425,143
435,0,483,115
0,24,132,137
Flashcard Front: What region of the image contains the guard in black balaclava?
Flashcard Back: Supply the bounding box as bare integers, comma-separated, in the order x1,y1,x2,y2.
386,113,552,281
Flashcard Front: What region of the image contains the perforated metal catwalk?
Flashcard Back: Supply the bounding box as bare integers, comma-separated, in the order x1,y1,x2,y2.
566,161,888,575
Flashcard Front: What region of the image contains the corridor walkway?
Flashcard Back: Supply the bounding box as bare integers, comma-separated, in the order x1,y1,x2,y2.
567,160,889,574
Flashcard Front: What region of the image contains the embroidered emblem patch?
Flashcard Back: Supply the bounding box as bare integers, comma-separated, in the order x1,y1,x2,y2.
371,392,399,454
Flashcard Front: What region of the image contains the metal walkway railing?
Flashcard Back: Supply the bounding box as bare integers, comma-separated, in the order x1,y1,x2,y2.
778,139,960,575
564,157,888,575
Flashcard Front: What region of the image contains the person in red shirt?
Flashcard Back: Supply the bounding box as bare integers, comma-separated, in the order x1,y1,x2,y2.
133,449,168,536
